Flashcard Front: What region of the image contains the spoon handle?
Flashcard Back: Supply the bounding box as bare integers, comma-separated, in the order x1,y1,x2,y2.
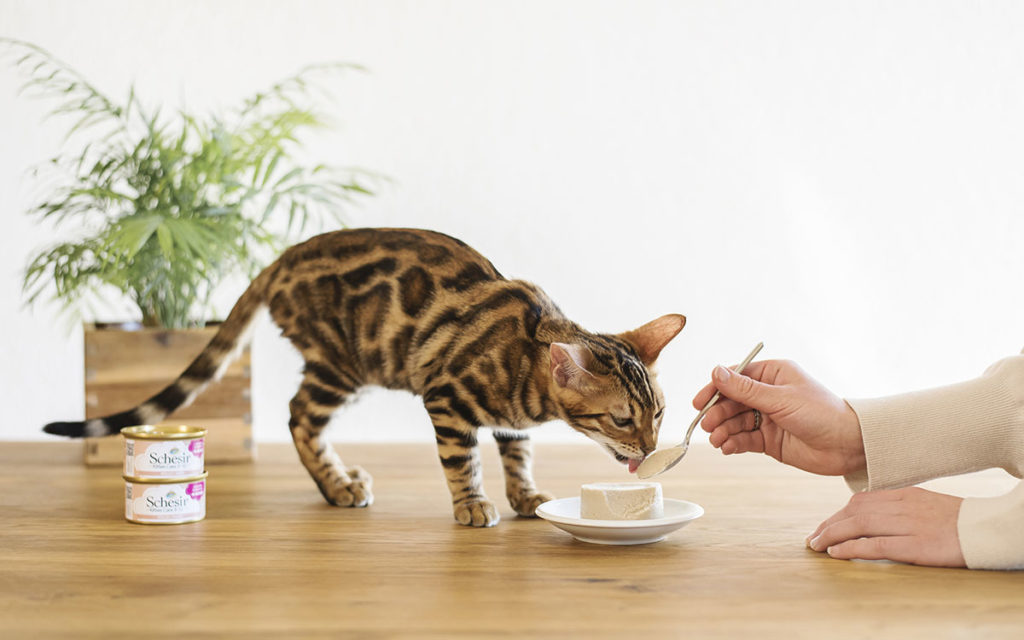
679,342,764,448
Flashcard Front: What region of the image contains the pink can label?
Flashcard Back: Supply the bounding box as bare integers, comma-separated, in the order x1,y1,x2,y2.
188,439,204,456
186,481,205,500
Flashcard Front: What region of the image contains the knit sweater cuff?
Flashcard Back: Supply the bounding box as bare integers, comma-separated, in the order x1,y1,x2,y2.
958,483,1024,570
843,356,1024,491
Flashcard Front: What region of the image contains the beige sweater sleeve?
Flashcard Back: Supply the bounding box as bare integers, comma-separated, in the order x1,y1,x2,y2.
843,353,1024,570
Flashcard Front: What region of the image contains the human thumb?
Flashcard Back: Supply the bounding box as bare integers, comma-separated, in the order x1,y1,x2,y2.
713,365,778,410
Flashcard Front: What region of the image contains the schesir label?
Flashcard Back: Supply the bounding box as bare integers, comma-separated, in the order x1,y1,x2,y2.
121,425,206,479
125,438,204,477
124,476,206,524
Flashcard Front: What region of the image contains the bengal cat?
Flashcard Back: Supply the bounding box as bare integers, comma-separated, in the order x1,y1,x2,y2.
45,228,685,527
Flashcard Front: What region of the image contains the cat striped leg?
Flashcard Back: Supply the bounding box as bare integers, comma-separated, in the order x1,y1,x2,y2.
493,430,555,517
432,422,497,527
423,392,498,527
289,367,372,507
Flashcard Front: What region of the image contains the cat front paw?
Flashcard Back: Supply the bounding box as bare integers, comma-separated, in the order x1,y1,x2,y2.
509,490,556,517
321,466,374,508
453,498,500,527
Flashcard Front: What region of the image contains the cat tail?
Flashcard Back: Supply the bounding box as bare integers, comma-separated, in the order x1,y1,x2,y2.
43,276,269,439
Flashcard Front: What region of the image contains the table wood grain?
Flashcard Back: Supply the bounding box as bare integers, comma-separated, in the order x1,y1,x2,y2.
1,441,1022,638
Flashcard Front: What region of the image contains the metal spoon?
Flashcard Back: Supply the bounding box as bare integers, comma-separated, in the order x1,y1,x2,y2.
635,341,764,479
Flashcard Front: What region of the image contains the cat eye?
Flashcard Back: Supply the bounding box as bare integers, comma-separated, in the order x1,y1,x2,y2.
654,408,664,419
611,416,633,428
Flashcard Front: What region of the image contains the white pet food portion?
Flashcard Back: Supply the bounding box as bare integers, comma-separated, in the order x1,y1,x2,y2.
580,482,664,520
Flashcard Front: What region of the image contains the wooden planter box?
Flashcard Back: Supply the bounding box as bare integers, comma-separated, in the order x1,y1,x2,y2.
83,324,254,466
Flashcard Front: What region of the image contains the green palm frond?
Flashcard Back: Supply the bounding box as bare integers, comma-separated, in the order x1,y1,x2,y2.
3,38,381,328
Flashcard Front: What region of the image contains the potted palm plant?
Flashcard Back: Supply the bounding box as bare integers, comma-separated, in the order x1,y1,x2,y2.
5,39,378,463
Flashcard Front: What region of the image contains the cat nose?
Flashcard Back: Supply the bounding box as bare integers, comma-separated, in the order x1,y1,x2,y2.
640,437,657,456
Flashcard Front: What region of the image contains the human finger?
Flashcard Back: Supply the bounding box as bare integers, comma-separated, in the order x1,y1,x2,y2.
700,399,752,432
730,359,774,381
718,429,766,455
707,410,762,442
691,360,776,410
824,536,920,563
805,490,912,544
707,424,729,448
692,381,717,410
807,511,914,552
710,364,787,414
707,415,762,448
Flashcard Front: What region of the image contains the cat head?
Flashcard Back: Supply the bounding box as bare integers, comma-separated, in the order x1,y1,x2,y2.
548,313,685,473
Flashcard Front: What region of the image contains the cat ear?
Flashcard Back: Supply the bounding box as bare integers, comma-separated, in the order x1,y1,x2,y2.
550,343,598,392
619,314,686,366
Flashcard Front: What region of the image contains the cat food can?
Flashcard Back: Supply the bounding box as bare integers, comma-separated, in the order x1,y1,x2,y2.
124,472,207,525
121,425,206,479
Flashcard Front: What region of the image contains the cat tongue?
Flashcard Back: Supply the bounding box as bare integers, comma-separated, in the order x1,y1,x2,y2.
628,458,642,474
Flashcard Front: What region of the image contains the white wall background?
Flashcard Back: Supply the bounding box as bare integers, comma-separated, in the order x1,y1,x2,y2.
3,0,1023,445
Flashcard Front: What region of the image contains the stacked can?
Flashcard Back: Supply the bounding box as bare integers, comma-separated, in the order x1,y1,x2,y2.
121,425,208,525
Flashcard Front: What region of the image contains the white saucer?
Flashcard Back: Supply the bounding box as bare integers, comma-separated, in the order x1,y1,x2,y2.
535,497,704,545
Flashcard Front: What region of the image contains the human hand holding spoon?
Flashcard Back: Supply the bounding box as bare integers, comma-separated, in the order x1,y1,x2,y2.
635,342,764,479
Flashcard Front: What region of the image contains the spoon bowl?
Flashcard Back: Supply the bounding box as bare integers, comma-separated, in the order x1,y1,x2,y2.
635,446,688,479
635,342,764,479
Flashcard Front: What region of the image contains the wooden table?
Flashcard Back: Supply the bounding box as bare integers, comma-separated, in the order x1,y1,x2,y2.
2,441,1022,638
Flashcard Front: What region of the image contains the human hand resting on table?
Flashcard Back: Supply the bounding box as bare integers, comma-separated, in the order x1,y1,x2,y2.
693,359,966,568
807,488,965,567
